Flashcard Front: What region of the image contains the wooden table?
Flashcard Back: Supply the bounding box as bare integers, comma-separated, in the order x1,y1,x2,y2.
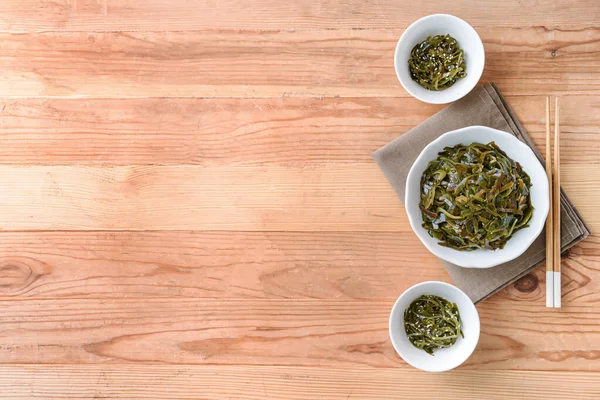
0,1,599,398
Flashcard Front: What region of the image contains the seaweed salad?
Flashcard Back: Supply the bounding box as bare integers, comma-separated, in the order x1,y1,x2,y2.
419,142,533,251
408,34,467,91
404,294,463,355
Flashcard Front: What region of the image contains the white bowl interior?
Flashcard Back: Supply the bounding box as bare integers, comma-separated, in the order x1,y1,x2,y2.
389,281,480,372
395,14,485,104
405,126,549,268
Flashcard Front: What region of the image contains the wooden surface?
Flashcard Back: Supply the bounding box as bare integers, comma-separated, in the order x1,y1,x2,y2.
0,1,599,399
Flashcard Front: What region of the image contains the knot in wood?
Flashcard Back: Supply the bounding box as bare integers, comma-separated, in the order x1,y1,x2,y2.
0,261,33,292
0,259,48,293
514,273,538,293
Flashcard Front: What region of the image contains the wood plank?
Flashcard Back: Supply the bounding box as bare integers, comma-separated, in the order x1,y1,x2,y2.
0,230,597,303
1,96,598,165
0,297,599,370
0,365,598,400
0,0,598,31
0,231,443,299
0,163,596,232
0,96,429,166
0,164,401,232
1,27,599,98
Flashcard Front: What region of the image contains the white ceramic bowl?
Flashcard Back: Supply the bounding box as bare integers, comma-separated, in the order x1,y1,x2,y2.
405,126,550,268
389,281,480,372
394,14,485,104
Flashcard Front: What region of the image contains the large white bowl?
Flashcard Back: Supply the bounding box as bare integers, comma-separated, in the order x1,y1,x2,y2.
389,281,480,372
394,14,485,104
405,126,549,268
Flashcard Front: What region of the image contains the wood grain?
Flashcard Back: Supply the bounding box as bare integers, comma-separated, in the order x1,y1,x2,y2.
0,231,443,299
1,27,599,98
0,164,596,232
0,365,598,400
1,0,599,31
0,296,598,370
0,231,597,303
1,96,599,166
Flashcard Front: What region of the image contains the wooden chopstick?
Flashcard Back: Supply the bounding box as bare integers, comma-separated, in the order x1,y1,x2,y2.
553,97,561,308
545,97,561,308
545,97,554,308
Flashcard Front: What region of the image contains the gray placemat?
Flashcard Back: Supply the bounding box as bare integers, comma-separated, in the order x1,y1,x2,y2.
372,83,590,303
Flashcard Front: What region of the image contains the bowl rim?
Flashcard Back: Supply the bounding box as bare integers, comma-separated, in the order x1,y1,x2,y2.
388,280,480,372
404,126,550,268
394,14,485,104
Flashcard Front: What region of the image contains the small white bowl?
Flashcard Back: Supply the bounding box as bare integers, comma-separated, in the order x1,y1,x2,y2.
389,281,480,372
394,14,485,104
405,126,550,268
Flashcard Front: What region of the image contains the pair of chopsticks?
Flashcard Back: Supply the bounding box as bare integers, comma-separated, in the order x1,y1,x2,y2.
545,97,561,308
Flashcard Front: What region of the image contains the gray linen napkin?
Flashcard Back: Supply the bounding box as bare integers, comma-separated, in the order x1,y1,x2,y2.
372,83,590,303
